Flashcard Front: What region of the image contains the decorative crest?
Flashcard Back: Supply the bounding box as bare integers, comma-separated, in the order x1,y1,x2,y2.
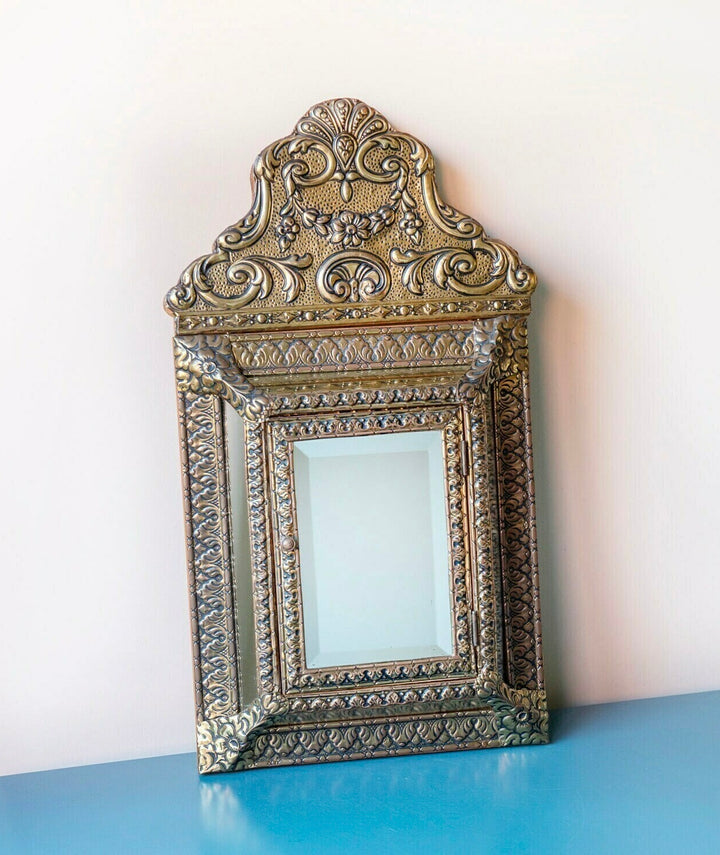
167,98,536,331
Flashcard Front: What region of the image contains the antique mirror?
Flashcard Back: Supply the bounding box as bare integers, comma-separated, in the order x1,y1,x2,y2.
166,98,546,773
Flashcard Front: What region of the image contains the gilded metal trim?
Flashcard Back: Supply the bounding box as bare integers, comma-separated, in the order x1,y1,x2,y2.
231,323,475,375
269,405,475,694
168,99,546,773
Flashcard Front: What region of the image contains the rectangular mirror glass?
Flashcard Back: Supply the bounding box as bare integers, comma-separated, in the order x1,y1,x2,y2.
293,430,453,669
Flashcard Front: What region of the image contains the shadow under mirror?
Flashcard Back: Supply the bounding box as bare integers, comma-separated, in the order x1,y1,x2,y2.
292,430,453,669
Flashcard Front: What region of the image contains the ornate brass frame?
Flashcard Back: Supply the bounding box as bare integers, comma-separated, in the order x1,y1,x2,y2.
166,99,546,773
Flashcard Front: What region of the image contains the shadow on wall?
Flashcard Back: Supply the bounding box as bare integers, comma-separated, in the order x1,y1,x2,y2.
529,284,572,710
529,284,620,710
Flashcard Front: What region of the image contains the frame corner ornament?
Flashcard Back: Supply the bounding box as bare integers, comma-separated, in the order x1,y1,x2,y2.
458,315,530,400
197,694,290,774
174,334,270,419
476,674,549,746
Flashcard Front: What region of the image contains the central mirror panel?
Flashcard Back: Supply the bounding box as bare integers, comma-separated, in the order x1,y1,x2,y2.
292,430,453,669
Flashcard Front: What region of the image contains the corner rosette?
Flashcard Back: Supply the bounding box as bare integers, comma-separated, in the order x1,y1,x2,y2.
475,674,548,746
197,694,290,773
458,317,529,400
174,335,270,419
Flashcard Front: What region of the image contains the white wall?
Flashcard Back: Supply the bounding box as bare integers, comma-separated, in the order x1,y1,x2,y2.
1,0,718,776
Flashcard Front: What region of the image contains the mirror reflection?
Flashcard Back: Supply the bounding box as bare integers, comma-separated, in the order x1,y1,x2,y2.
293,430,453,669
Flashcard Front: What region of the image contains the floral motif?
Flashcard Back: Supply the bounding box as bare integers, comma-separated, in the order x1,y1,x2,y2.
174,335,269,419
275,103,422,253
399,210,424,244
299,207,330,230
330,211,372,248
275,215,299,252
458,317,529,399
197,695,290,773
277,197,406,253
171,99,546,776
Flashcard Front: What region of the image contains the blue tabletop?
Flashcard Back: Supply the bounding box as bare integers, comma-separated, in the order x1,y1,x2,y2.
1,691,718,854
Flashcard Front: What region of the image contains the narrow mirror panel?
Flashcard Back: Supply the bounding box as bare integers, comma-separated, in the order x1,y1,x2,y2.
293,431,453,669
224,402,257,705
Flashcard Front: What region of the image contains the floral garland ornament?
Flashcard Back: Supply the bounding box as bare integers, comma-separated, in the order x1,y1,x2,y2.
275,132,424,252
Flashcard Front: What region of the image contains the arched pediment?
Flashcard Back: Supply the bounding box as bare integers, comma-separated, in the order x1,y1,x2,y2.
166,98,535,332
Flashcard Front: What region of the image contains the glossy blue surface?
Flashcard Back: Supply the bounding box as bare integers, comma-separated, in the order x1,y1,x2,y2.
1,691,718,854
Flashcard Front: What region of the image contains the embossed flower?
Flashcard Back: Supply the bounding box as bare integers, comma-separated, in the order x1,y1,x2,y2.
275,215,300,251
330,210,371,248
497,706,541,745
399,210,423,244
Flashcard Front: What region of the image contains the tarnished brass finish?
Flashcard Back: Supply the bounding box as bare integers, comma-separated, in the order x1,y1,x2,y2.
167,99,546,773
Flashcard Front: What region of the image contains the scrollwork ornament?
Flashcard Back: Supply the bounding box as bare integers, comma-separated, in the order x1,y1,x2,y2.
168,252,312,312
390,240,536,300
221,254,313,308
289,98,394,206
166,98,536,322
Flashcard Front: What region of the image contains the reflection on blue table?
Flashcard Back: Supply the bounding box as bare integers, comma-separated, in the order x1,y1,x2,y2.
1,692,718,854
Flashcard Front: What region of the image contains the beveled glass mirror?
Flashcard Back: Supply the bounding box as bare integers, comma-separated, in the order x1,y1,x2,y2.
293,430,453,669
167,98,547,773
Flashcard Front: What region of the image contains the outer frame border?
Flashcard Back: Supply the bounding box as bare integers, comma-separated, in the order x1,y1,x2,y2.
173,315,547,773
